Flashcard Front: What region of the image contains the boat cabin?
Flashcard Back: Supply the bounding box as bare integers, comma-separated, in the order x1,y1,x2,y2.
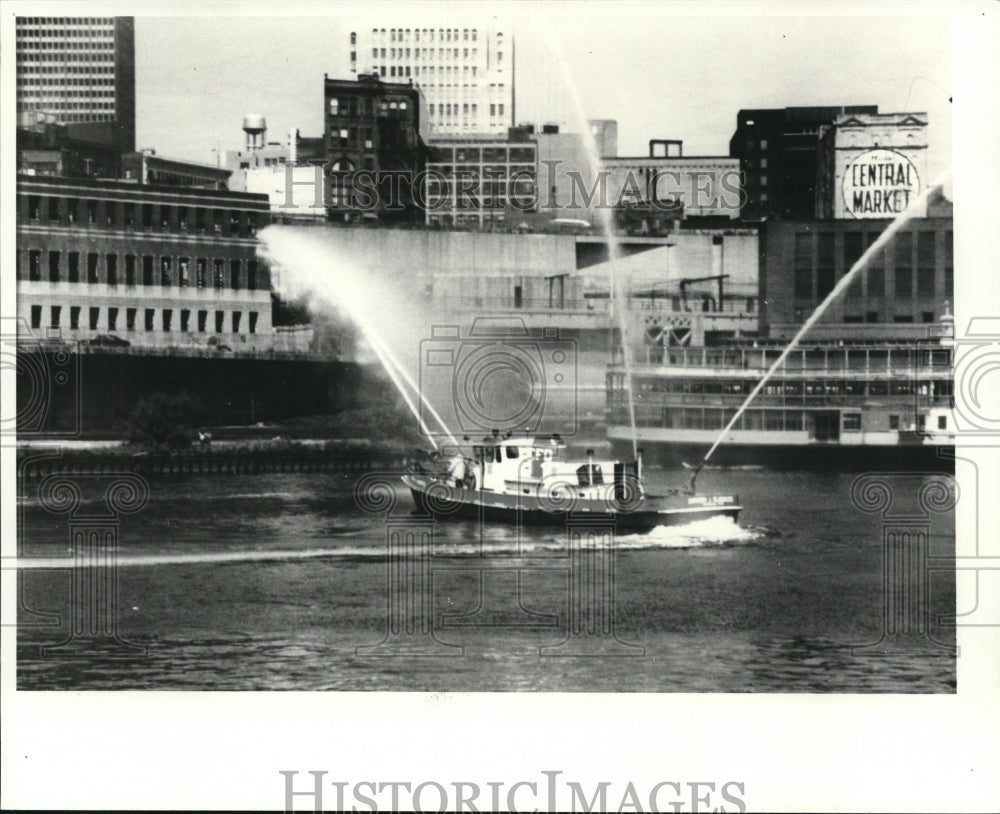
467,433,641,502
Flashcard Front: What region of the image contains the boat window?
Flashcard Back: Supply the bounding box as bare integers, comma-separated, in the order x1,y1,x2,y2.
505,446,519,459
575,464,604,486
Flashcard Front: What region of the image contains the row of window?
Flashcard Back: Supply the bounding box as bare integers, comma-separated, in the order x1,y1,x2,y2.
794,266,953,301
631,378,952,398
17,17,117,26
18,88,114,98
23,250,259,290
20,101,115,111
432,146,536,163
328,96,409,116
18,39,115,49
368,27,484,43
17,65,115,74
613,406,941,432
29,304,259,335
373,46,482,61
16,51,115,61
795,230,952,269
24,194,260,236
20,75,115,84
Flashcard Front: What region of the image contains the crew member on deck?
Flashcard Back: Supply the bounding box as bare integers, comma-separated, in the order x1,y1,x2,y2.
448,453,466,488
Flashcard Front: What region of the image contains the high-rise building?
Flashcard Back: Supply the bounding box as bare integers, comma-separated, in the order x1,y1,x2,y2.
346,19,512,135
15,15,136,153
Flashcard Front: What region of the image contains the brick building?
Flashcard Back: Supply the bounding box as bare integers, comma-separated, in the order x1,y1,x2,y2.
324,73,429,222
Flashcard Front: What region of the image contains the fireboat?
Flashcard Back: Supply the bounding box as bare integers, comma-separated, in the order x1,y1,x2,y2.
402,432,741,530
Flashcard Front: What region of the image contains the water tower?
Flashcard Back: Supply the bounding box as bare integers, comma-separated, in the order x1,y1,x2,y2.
243,114,267,153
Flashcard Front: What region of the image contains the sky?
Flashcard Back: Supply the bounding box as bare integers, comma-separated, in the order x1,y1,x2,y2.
134,6,953,179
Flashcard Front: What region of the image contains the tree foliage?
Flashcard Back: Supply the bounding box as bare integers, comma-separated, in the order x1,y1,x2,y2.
124,392,206,451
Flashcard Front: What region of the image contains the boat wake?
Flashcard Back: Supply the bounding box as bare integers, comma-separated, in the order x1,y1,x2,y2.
680,462,765,471
15,519,764,570
615,516,762,549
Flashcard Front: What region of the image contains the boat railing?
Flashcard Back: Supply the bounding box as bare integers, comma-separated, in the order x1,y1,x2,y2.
614,345,954,372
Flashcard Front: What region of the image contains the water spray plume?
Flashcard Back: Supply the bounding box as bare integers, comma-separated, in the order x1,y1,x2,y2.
547,31,639,460
688,170,953,493
259,226,460,450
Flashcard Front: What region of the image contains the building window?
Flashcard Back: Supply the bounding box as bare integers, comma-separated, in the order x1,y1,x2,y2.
215,311,224,333
938,415,948,430
65,251,79,284
161,205,171,229
178,206,188,230
867,268,885,299
28,196,41,221
161,257,172,287
894,315,914,323
141,203,153,228
922,311,935,323
90,307,100,330
31,305,42,329
142,255,154,286
195,208,206,231
87,200,98,225
180,310,190,332
232,311,242,333
124,202,135,227
29,250,42,281
50,305,61,329
895,268,912,297
162,309,172,332
67,199,79,224
48,196,60,222
197,310,207,333
247,261,257,290
195,259,206,288
88,252,99,284
144,309,155,331
108,307,118,332
230,260,241,290
249,312,258,334
843,413,861,431
126,308,136,331
917,268,935,298
106,254,118,286
179,257,190,287
214,259,224,289
889,415,900,430
48,250,60,282
70,306,81,330
794,268,812,299
816,268,834,299
124,255,136,286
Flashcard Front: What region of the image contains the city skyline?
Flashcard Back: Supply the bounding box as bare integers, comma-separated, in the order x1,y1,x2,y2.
133,11,952,177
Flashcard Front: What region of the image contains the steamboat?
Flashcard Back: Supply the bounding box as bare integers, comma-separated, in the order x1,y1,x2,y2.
607,335,956,470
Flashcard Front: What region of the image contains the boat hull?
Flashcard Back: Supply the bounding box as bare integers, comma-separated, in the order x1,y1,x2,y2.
402,475,740,530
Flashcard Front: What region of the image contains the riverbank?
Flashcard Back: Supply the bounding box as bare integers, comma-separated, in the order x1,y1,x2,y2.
16,438,409,478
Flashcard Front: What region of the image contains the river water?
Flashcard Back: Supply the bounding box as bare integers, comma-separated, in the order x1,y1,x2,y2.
16,466,955,691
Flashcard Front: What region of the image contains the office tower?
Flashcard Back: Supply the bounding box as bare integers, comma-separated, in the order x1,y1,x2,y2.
347,19,512,135
15,15,136,152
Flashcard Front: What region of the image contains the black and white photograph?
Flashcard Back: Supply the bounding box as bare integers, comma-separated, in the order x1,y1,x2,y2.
2,1,998,811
